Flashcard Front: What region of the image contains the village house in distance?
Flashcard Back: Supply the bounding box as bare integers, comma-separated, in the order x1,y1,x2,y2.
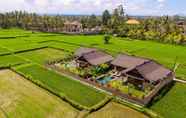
51,47,174,105
63,21,102,34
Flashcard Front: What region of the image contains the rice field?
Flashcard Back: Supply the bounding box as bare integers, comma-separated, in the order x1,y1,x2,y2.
150,83,186,118
0,69,78,118
14,64,107,108
16,48,70,64
0,28,186,117
87,102,149,118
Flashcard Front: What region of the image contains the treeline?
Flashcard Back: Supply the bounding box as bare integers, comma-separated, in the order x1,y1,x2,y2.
0,7,186,45
101,5,186,45
0,11,102,32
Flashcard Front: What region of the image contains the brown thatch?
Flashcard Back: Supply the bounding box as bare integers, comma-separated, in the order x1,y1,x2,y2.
75,47,97,57
111,54,149,69
126,19,140,25
135,61,172,82
83,51,113,66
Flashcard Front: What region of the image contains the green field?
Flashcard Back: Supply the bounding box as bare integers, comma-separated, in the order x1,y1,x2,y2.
0,69,78,118
14,64,107,108
0,28,32,38
0,28,186,117
150,83,186,118
0,55,28,68
87,102,148,118
16,48,70,64
45,35,186,79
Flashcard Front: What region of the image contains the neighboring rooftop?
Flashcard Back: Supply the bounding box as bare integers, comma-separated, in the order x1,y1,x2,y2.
75,47,97,57
126,19,140,25
83,51,113,66
111,54,149,69
134,61,172,82
64,21,82,25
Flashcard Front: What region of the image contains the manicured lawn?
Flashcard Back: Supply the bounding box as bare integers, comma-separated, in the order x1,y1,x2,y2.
14,64,107,108
0,69,78,118
16,48,70,64
0,54,28,67
87,102,148,118
150,83,186,118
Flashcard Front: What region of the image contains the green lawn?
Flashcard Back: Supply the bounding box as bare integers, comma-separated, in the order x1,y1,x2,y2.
0,69,78,118
14,64,107,108
16,48,70,64
150,83,186,118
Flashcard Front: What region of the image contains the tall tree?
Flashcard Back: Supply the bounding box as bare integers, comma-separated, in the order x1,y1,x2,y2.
102,10,111,26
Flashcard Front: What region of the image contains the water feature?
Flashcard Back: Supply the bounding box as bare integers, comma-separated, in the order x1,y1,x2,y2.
97,76,112,84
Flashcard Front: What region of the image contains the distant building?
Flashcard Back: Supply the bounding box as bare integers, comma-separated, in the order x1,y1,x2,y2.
63,21,83,33
176,21,186,35
126,19,140,25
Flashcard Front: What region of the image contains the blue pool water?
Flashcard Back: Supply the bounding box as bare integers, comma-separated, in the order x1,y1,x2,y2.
97,76,112,84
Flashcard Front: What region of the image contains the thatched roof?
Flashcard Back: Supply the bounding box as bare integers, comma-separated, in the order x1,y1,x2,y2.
126,19,140,25
64,21,82,26
134,61,172,82
111,54,149,69
83,51,113,66
113,54,172,82
75,47,97,57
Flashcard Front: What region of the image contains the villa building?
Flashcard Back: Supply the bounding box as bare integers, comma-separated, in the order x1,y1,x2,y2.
51,47,174,105
63,21,83,33
111,54,174,90
177,21,186,35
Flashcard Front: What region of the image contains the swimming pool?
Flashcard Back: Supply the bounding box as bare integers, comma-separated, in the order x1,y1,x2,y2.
97,76,112,84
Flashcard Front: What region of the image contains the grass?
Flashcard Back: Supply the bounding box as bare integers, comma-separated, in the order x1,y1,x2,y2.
0,54,28,68
0,69,78,118
150,82,186,118
87,102,148,118
14,64,107,108
16,48,70,64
